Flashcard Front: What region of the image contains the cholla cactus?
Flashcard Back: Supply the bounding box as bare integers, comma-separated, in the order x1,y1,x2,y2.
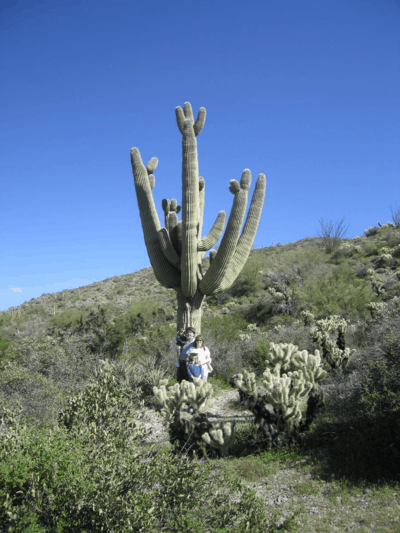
234,370,258,400
324,345,356,370
311,315,355,370
231,343,327,444
266,342,299,373
364,226,379,237
366,301,386,318
262,366,310,428
366,269,385,296
267,287,285,300
131,102,266,333
292,349,327,387
246,323,260,333
340,243,361,255
300,310,315,327
153,379,213,421
372,277,385,295
202,421,236,457
153,379,217,452
379,248,394,266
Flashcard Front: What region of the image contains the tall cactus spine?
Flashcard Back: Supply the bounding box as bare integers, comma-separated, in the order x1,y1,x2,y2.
131,102,266,333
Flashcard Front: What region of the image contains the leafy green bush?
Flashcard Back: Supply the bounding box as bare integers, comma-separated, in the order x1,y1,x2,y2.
1,404,275,532
57,358,147,450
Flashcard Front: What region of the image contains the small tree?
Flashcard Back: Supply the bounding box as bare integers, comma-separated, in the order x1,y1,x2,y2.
131,102,266,333
317,217,349,254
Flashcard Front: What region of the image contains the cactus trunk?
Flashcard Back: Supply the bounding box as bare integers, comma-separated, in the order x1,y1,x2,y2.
176,287,204,333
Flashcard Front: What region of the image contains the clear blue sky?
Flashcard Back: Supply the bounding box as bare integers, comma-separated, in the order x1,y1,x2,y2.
1,0,399,312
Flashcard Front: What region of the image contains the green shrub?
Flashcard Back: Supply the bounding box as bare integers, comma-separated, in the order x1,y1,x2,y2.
0,361,65,429
0,332,20,367
57,358,147,450
1,405,275,532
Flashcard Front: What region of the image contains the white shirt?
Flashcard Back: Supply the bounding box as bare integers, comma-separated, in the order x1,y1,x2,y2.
190,346,211,365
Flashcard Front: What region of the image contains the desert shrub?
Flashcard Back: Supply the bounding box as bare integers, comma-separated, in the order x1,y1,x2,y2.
247,339,272,374
360,325,400,415
0,333,104,429
308,309,400,481
268,321,314,354
355,262,369,278
1,405,275,532
46,307,86,331
206,291,232,306
205,337,249,383
229,271,262,297
243,296,275,325
297,266,376,321
0,332,20,367
203,312,248,344
317,217,349,253
113,353,173,404
56,358,147,451
0,361,66,430
392,244,400,258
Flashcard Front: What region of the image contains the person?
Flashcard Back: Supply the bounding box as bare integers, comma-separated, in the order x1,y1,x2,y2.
176,327,196,383
186,335,213,382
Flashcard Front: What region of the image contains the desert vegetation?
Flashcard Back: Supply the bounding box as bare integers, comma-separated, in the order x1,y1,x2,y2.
1,217,400,531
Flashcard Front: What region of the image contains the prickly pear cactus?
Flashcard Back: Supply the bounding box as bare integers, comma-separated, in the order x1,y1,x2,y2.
131,102,266,333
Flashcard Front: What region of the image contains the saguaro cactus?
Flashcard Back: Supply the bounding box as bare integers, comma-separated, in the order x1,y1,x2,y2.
131,102,266,332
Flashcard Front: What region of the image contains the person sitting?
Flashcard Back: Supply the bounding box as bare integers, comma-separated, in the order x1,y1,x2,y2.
176,327,196,383
187,335,213,382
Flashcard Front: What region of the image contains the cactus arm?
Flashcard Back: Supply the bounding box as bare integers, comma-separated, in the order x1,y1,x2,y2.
194,108,206,136
211,173,266,293
199,172,266,295
209,249,217,265
167,211,180,253
180,116,201,297
158,228,181,269
176,102,206,137
198,170,251,294
197,211,226,252
198,176,205,240
130,147,181,288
